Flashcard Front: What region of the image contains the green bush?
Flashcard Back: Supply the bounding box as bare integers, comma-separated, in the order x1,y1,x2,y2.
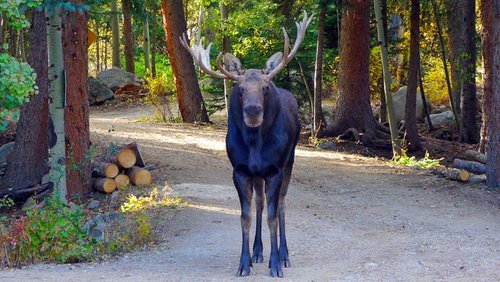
143,70,176,123
422,56,449,105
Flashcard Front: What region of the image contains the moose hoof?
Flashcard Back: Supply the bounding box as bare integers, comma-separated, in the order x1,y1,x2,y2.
236,259,252,276
281,258,291,268
252,253,264,263
269,265,284,278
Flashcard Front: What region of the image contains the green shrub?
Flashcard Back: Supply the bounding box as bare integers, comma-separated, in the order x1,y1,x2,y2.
143,71,176,123
422,56,449,105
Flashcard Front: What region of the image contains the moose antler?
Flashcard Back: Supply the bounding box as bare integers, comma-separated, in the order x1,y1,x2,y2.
267,11,314,79
179,33,240,80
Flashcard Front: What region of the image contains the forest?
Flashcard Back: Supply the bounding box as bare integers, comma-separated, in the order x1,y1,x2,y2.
0,0,499,278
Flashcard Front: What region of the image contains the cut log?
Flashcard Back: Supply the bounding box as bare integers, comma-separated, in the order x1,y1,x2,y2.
115,174,130,189
116,148,137,169
469,174,487,185
464,150,487,164
91,161,119,178
127,166,152,186
125,142,145,167
93,177,116,193
440,168,470,182
453,158,487,174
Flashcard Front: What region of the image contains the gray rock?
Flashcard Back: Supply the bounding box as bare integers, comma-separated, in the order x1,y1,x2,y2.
318,140,337,150
83,214,106,241
88,77,114,106
96,67,141,92
86,199,100,210
429,110,454,127
0,142,14,164
391,86,428,125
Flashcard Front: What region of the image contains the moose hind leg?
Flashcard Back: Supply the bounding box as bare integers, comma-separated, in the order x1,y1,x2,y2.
279,165,292,267
252,177,264,263
233,170,253,276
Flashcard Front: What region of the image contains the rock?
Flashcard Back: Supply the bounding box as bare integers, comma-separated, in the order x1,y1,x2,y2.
96,67,141,92
0,142,15,164
431,105,448,114
429,110,454,127
83,214,106,241
88,77,114,106
86,199,100,210
318,140,337,150
391,86,429,125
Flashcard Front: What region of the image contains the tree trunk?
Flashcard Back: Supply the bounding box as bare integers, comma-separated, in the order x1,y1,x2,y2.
151,6,157,78
479,0,494,153
220,2,231,118
485,0,499,188
405,0,422,151
325,0,384,146
46,6,67,200
444,0,463,119
160,0,209,123
122,0,134,73
111,0,120,68
62,2,91,198
459,0,478,144
432,0,459,129
313,2,326,138
1,11,49,192
379,0,388,124
95,22,100,75
143,16,151,72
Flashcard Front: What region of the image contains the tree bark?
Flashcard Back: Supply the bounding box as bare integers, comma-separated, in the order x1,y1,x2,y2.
379,0,388,123
111,0,120,68
405,0,422,151
143,16,151,72
220,2,231,118
485,0,499,188
160,0,209,123
151,5,157,78
122,0,134,73
479,0,493,153
62,2,91,198
95,21,100,74
459,0,478,144
313,2,326,137
1,11,49,192
444,0,463,118
325,0,383,145
46,6,67,200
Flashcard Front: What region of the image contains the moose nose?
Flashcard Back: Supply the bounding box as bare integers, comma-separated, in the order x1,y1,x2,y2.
243,104,263,117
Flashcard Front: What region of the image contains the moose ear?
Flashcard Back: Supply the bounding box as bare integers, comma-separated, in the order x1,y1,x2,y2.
265,52,283,73
224,53,244,75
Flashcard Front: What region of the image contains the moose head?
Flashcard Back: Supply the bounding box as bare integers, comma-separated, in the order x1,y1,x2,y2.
180,11,313,128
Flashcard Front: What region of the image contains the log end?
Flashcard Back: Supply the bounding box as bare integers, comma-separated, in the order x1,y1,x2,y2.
117,148,137,168
106,163,119,178
115,174,131,189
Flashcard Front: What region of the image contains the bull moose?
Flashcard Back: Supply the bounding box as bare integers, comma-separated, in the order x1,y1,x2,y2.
180,11,313,277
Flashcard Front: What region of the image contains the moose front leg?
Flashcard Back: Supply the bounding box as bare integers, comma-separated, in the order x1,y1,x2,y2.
265,169,284,277
233,169,253,276
252,177,264,263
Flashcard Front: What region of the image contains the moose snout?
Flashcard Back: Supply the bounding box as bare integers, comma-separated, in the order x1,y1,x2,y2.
243,104,263,117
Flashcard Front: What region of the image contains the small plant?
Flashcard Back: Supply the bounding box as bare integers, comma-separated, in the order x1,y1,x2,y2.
393,150,442,169
142,72,176,123
120,188,182,212
0,196,15,209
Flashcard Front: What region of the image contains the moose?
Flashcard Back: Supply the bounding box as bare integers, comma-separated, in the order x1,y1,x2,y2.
180,12,313,278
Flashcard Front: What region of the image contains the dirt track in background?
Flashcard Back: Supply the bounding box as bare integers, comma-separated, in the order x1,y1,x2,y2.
1,107,499,281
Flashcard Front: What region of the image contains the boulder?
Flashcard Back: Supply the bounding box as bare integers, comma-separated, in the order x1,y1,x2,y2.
429,110,454,127
391,86,427,125
0,142,14,164
88,77,114,105
96,67,141,92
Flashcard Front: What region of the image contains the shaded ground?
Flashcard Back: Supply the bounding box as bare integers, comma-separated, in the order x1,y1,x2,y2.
1,106,499,281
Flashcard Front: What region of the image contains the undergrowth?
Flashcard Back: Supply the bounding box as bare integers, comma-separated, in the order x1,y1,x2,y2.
393,150,442,169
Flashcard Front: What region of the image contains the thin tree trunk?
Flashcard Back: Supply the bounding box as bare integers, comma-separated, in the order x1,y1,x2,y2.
161,0,209,123
405,0,422,151
379,0,388,123
1,11,49,192
46,6,67,201
95,22,100,75
444,0,463,119
104,37,108,70
220,2,231,117
151,6,157,77
143,16,151,72
374,0,400,155
431,0,459,128
419,68,434,131
313,2,326,137
122,0,134,73
62,1,91,198
111,0,120,68
479,0,494,153
485,0,499,188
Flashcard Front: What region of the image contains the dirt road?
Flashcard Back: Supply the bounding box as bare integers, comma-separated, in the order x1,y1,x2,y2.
1,107,499,281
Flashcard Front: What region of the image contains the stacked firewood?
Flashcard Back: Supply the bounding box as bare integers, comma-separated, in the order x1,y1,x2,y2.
92,143,153,194
434,150,488,184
